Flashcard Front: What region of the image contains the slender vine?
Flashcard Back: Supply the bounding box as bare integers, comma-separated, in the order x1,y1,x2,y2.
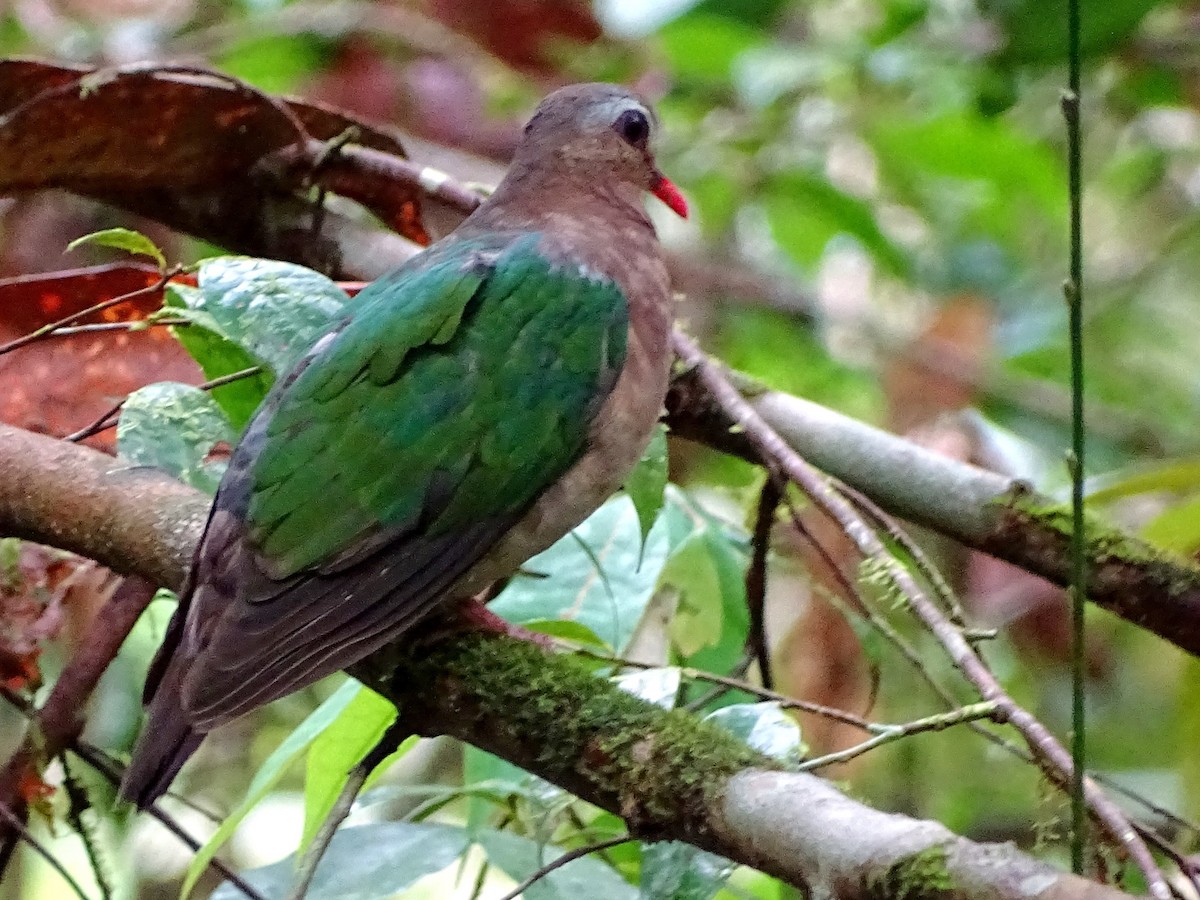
1063,0,1088,874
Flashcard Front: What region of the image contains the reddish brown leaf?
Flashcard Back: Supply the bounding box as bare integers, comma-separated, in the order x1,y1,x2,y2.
0,60,428,248
0,266,201,447
425,0,603,72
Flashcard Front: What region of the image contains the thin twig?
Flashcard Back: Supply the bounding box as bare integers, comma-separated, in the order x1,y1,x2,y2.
494,835,634,900
44,319,188,337
0,269,178,358
798,702,999,771
0,576,155,880
64,364,264,443
671,329,1171,900
285,719,410,900
747,480,779,690
841,485,967,627
0,802,91,900
578,649,875,731
61,755,112,900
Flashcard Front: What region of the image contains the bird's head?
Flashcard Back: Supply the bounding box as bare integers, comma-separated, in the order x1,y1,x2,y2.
508,83,688,220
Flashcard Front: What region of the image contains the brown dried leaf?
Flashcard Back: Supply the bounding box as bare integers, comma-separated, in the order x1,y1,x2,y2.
0,267,202,446
0,59,428,249
426,0,603,72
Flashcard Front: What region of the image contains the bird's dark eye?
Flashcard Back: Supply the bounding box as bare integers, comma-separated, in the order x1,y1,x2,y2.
613,108,650,149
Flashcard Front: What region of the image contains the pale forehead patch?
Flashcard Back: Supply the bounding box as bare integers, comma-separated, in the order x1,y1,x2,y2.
578,95,655,132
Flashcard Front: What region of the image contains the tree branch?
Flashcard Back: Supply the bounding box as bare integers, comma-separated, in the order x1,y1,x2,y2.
0,423,1138,900
665,364,1200,658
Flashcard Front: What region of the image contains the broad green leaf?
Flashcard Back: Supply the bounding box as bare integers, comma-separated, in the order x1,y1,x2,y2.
626,424,669,550
463,747,541,832
180,679,362,900
166,311,270,431
478,829,638,900
117,382,235,494
613,666,681,709
1143,494,1200,554
216,33,328,94
664,523,749,681
705,702,805,764
1086,459,1200,505
640,841,736,900
302,685,414,851
489,495,671,652
165,257,350,428
66,227,165,269
211,823,469,900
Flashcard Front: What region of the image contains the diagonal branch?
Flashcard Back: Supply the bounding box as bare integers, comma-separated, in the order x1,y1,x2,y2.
0,422,1136,900
664,364,1200,658
670,330,1170,899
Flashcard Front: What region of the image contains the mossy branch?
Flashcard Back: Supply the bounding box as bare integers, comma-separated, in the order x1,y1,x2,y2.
665,366,1200,658
0,422,1137,900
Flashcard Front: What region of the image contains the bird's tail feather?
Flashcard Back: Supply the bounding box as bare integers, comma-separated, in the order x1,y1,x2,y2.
119,659,205,810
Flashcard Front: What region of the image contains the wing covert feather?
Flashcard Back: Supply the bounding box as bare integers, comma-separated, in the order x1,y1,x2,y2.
176,232,631,724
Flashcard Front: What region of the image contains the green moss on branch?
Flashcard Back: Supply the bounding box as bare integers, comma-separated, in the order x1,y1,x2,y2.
358,633,776,842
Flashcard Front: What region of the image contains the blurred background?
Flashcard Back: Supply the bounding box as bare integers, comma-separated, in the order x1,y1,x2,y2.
2,0,1200,897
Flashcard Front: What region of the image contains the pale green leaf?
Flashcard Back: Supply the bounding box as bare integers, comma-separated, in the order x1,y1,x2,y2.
211,823,468,900
180,679,362,900
67,227,165,270
705,702,805,763
117,382,235,495
301,685,414,851
625,424,669,550
489,495,671,652
478,829,637,900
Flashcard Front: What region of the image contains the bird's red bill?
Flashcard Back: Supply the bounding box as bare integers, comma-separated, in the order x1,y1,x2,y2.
652,175,689,219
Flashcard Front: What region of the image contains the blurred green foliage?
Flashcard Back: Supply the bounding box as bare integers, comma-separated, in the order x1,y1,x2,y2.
7,0,1200,897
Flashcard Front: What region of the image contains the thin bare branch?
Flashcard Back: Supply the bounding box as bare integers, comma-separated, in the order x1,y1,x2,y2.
670,329,1171,900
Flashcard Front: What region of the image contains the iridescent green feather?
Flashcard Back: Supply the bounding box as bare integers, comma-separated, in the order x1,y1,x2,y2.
245,233,629,578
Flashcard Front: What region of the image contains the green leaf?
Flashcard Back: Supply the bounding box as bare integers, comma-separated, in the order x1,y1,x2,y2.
1086,458,1200,505
640,841,736,900
869,113,1066,258
478,829,638,900
165,257,350,429
1143,494,1200,554
663,521,750,680
626,424,669,551
301,686,415,851
463,748,540,832
216,33,329,95
211,823,469,900
489,495,671,652
66,227,166,270
180,679,362,900
117,382,235,494
520,618,611,648
705,702,805,763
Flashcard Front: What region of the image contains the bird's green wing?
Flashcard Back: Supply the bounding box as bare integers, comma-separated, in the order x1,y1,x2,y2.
176,232,629,724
